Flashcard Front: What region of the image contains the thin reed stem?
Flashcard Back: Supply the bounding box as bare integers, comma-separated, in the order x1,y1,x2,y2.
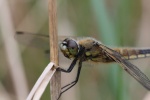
49,0,61,99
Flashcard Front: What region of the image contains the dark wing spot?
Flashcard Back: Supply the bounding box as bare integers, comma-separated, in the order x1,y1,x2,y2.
16,31,24,34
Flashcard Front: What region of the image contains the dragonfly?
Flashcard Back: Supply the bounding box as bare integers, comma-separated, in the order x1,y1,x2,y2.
16,32,150,99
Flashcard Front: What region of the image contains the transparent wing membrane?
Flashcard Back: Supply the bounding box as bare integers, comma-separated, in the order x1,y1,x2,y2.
100,44,150,90
15,32,49,50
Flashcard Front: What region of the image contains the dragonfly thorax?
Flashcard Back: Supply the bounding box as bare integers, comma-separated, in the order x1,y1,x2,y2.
60,38,79,59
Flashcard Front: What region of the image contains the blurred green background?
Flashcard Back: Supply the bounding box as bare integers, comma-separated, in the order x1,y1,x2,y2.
0,0,150,100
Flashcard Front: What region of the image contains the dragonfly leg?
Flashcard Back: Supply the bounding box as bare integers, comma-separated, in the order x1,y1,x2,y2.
57,60,82,100
56,57,78,73
57,46,85,73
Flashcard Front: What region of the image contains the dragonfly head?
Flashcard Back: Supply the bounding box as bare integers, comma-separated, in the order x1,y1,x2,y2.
60,38,79,59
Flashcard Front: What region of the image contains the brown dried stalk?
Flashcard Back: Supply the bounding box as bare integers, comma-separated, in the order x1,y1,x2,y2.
49,0,61,100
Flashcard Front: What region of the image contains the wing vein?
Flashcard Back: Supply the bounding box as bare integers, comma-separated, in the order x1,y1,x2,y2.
100,44,150,90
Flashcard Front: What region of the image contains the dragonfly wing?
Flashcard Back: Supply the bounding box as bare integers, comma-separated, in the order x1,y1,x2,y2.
15,32,76,49
15,32,50,50
100,44,150,90
15,31,77,56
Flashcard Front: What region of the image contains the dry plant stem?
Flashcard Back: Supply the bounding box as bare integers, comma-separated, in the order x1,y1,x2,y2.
26,62,56,100
49,0,61,100
0,0,28,99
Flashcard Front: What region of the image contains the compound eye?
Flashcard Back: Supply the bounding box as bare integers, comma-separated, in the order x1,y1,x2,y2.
66,39,79,56
67,40,78,49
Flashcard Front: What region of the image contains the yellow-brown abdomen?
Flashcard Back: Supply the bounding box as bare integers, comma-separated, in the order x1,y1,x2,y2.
114,48,150,60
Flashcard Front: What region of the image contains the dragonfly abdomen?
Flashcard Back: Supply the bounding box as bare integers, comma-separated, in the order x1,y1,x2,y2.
114,48,150,60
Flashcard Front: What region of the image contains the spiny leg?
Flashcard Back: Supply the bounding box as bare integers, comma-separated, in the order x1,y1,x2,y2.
56,57,78,72
57,60,83,100
57,46,85,99
57,46,84,73
61,60,82,89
